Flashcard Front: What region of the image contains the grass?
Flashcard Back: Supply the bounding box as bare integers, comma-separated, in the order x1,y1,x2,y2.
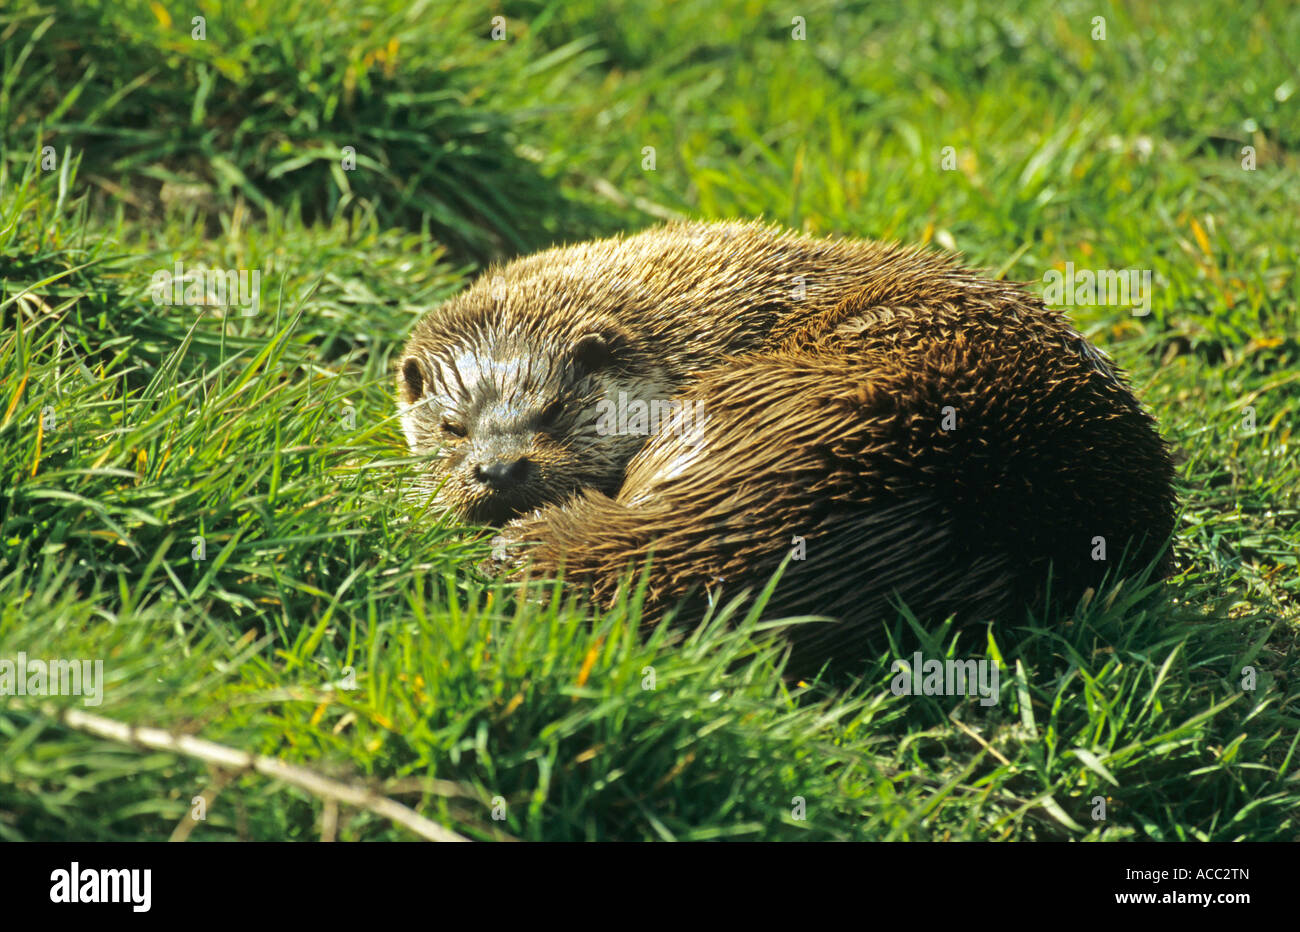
0,0,1297,841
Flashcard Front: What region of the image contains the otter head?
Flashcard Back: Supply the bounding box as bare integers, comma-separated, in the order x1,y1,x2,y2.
398,322,658,524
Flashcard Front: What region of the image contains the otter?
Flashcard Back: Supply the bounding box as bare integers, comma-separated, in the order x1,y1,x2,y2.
396,221,1176,663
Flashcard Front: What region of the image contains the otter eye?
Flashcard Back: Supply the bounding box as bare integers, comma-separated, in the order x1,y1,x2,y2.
440,419,468,439
540,399,565,427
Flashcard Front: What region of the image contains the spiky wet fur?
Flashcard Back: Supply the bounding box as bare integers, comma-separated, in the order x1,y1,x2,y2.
397,220,1176,663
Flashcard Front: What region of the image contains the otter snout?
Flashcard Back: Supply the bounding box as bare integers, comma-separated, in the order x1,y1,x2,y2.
474,457,531,489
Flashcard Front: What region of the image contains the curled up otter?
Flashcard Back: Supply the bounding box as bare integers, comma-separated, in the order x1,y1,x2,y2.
396,221,1176,663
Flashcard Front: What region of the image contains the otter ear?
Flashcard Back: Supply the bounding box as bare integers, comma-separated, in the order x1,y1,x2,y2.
399,357,426,403
570,331,621,373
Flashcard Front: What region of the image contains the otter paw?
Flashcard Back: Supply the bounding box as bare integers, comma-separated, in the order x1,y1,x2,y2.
477,515,544,578
476,531,520,578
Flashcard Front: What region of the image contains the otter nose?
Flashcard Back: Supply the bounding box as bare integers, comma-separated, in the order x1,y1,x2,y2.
474,457,530,489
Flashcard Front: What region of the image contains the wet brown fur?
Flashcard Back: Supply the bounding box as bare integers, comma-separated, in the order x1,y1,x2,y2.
397,221,1176,663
